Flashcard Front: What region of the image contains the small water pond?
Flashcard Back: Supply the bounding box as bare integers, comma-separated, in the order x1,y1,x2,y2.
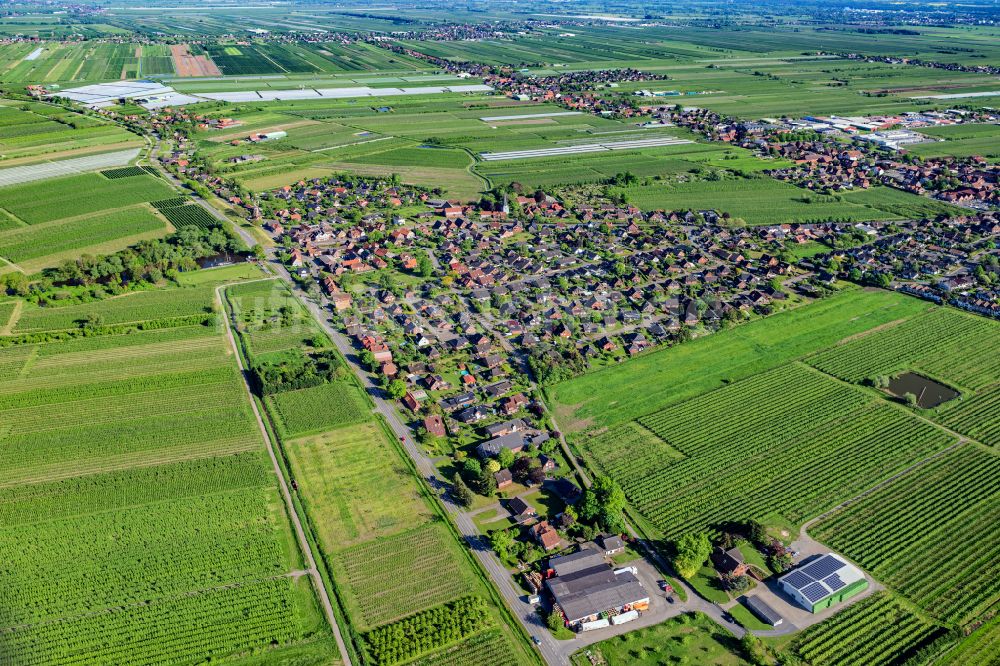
886,372,959,409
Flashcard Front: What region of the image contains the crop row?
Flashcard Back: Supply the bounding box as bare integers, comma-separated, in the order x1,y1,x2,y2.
624,402,952,537
335,523,473,629
364,596,492,666
409,629,523,666
161,204,222,231
12,285,215,334
268,382,369,438
0,577,303,665
0,486,287,627
0,206,164,263
150,196,190,210
813,445,1000,565
939,384,1000,446
101,166,147,179
0,172,175,225
0,451,272,527
793,594,941,666
807,308,1000,389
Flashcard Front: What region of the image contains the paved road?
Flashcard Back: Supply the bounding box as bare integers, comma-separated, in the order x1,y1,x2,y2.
0,147,140,187
215,281,354,666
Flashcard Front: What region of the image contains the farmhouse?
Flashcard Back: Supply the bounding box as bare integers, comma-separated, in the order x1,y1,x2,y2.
546,547,649,630
778,553,867,613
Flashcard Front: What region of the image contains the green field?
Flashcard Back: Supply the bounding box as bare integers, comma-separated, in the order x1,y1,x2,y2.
12,284,216,333
551,288,931,430
790,594,945,666
910,123,1000,160
0,171,174,225
0,101,140,165
553,292,1000,545
585,362,954,538
0,278,337,664
0,206,166,263
620,175,904,225
570,612,743,666
267,381,370,437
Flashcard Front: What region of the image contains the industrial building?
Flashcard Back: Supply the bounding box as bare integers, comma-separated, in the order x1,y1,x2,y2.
546,547,649,631
778,553,867,613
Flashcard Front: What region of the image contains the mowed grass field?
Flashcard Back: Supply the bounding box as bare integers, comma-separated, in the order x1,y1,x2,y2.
0,280,339,665
0,170,176,272
620,176,910,225
225,282,537,666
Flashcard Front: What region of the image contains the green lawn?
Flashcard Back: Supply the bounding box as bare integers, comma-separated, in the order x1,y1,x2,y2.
571,612,743,666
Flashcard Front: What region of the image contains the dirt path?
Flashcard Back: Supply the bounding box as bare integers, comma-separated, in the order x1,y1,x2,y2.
0,299,23,335
215,281,353,666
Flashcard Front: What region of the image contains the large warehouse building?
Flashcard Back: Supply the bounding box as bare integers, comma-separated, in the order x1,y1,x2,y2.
778,553,868,613
546,548,649,630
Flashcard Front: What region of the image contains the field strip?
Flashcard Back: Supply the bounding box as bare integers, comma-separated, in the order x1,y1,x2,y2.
909,90,1000,100
312,135,394,153
0,437,261,488
0,571,308,635
0,148,140,188
479,136,694,161
479,111,584,122
217,280,353,666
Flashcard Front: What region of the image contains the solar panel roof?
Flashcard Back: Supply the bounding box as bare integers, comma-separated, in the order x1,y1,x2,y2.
782,570,813,590
801,582,829,603
802,555,845,580
824,574,846,592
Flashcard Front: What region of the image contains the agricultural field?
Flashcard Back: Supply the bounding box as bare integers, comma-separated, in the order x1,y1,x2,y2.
805,307,1000,389
0,170,174,225
0,101,140,165
789,594,945,666
938,616,1000,666
0,205,167,265
0,42,164,84
0,279,338,664
10,284,216,333
583,362,954,538
620,175,906,225
910,123,1000,160
551,288,930,430
332,522,479,630
267,381,370,437
812,445,1000,625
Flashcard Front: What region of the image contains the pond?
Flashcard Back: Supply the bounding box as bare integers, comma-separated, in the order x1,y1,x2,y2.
887,372,959,409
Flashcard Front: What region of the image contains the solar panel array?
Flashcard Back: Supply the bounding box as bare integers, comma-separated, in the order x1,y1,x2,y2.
802,555,845,580
824,574,846,592
782,570,813,590
801,582,829,603
779,554,861,606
